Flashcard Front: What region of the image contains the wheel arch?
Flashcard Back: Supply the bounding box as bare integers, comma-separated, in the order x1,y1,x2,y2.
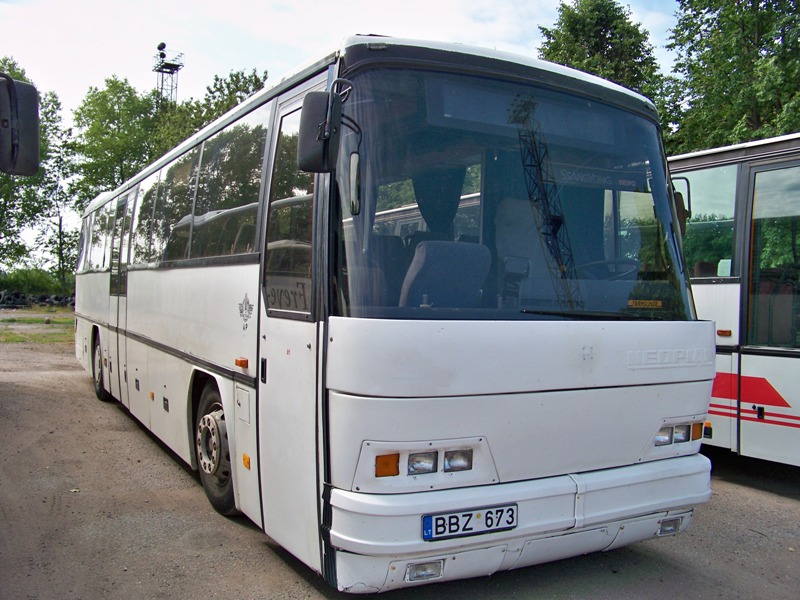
90,325,101,353
189,368,241,515
187,369,236,473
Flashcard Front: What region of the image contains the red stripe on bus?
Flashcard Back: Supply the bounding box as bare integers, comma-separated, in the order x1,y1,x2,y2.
708,411,800,428
741,407,800,422
708,409,733,418
711,373,791,408
740,415,800,429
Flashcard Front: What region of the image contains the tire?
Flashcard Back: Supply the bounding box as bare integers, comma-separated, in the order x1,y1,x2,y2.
195,382,238,515
92,337,112,402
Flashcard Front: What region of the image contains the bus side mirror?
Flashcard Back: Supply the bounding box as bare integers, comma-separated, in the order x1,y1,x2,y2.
297,91,342,173
0,73,40,176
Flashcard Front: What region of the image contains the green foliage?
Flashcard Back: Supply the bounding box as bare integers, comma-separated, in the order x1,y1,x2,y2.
0,267,71,295
682,213,735,271
34,91,80,288
0,311,75,344
151,68,267,160
71,77,159,210
756,217,800,269
538,0,663,101
150,99,204,160
667,0,800,153
200,68,268,123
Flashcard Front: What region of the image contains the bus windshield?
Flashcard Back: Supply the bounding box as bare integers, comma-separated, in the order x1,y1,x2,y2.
332,68,690,320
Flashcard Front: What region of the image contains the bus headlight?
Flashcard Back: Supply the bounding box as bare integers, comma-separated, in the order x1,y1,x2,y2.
444,449,473,472
655,426,674,446
408,451,438,475
673,424,691,443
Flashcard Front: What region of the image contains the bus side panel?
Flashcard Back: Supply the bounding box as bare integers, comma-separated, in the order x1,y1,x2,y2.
125,266,259,370
705,352,737,451
75,316,92,372
692,283,741,350
124,265,261,517
75,271,111,389
145,348,196,464
739,353,800,467
125,336,151,428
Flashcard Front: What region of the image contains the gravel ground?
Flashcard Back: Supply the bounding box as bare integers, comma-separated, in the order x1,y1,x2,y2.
0,336,798,599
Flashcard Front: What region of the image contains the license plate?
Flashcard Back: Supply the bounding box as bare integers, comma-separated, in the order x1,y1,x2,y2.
422,504,518,541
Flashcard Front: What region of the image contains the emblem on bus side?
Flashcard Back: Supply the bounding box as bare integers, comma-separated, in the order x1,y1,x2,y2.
239,293,254,330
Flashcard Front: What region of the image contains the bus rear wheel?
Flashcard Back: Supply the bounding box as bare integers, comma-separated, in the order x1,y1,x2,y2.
195,382,238,515
92,337,111,402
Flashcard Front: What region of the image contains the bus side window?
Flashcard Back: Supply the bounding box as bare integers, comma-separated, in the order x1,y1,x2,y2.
130,170,161,267
264,109,314,315
748,164,800,348
678,165,737,278
90,201,115,272
156,147,201,263
191,103,271,259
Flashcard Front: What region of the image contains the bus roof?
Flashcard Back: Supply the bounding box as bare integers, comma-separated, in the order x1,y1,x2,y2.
669,131,800,168
83,34,656,216
339,35,652,106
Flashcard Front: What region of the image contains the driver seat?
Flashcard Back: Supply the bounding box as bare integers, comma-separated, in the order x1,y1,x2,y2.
399,241,490,308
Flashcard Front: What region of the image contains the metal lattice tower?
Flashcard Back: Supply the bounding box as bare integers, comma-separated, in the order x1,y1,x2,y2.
153,42,184,108
510,97,583,310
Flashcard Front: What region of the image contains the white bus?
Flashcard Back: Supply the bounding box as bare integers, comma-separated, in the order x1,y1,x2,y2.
75,36,714,593
670,133,800,467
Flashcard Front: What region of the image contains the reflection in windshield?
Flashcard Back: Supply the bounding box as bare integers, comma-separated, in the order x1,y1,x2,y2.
332,69,690,321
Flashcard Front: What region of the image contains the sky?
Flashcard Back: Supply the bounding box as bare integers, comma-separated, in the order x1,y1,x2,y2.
1,0,681,118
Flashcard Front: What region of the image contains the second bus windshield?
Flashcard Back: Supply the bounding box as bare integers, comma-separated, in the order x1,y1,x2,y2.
331,68,690,321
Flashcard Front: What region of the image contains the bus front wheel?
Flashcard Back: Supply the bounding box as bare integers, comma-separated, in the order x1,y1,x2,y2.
195,382,238,515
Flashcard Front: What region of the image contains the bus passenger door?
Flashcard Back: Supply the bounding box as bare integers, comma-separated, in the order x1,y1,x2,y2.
109,192,133,407
739,162,800,466
258,97,323,573
676,166,740,452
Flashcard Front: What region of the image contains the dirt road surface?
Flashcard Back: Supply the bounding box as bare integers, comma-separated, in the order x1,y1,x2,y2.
1,340,799,599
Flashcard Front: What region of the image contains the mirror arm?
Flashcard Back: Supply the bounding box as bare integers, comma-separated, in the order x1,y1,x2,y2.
321,78,353,141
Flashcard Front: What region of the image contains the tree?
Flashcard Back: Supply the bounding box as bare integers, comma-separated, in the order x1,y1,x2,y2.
538,0,664,101
199,68,268,124
151,68,268,159
34,92,80,292
71,76,159,210
667,0,800,153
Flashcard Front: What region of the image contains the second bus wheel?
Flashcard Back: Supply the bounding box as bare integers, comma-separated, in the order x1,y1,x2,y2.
92,337,111,402
195,382,238,515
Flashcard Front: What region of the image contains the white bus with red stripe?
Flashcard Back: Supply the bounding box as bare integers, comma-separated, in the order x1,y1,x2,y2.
670,133,800,466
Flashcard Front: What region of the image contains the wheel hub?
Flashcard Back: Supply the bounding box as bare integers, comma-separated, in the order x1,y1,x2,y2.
196,409,228,477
